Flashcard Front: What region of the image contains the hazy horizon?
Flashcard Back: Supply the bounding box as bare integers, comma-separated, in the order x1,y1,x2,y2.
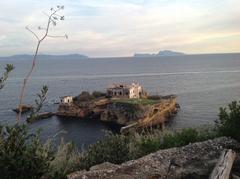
1,51,240,59
0,0,240,57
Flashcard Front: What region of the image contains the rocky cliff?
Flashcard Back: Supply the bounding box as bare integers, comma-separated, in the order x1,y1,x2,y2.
101,98,179,129
57,97,179,130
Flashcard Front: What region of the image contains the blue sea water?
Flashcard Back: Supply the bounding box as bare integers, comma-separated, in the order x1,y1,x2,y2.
0,53,240,147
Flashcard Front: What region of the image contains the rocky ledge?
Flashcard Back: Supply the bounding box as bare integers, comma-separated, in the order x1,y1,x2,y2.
68,137,240,179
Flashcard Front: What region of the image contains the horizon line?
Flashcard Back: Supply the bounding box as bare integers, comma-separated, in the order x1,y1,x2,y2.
0,51,240,59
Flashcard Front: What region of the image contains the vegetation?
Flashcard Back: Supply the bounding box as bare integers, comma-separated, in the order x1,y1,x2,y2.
78,127,218,169
113,98,159,106
130,127,218,158
216,101,240,141
46,140,80,179
74,91,106,103
0,123,219,178
92,91,106,98
1,97,240,178
147,95,161,100
0,64,14,89
27,85,48,123
0,124,79,179
0,125,53,179
79,134,130,169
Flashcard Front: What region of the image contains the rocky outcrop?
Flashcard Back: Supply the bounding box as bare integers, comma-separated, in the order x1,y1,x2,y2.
68,137,240,179
57,103,91,118
57,97,179,131
100,102,148,125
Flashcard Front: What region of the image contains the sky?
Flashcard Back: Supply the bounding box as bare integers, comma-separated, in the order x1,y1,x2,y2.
0,0,240,57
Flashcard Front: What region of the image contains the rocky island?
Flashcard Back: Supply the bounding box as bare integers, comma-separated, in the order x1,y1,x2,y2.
57,83,179,132
134,50,186,57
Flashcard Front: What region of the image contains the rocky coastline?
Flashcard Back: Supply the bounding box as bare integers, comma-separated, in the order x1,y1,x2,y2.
57,94,179,132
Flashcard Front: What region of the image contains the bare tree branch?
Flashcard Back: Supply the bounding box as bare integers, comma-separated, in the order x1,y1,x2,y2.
47,35,67,38
17,6,66,121
25,26,40,41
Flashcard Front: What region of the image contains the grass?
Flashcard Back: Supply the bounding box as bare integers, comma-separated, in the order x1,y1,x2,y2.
112,98,160,106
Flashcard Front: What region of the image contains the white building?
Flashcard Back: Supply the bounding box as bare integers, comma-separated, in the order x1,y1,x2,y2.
107,83,146,99
60,96,73,104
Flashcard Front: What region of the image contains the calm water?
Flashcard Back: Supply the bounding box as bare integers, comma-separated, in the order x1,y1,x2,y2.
0,53,240,147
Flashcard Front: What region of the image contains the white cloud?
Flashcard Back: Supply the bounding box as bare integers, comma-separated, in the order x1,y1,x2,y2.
0,0,240,56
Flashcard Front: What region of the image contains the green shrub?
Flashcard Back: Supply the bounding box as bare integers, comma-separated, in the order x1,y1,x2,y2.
45,140,80,179
147,95,161,100
0,125,54,179
216,101,240,141
92,91,106,98
77,91,93,102
0,122,220,178
0,124,82,179
80,133,130,169
130,127,217,158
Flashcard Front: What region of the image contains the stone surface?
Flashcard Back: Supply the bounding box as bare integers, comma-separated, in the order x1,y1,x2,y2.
68,137,240,179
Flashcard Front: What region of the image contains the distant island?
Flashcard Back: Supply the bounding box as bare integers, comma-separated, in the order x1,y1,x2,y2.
0,54,88,60
134,50,186,57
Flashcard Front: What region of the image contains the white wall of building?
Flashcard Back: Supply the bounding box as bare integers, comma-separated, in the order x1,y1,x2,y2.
60,96,73,104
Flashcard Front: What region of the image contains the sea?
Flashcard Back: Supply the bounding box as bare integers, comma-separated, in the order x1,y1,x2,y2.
0,53,240,148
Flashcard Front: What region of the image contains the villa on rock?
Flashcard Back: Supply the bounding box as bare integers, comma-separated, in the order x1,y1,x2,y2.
60,96,74,104
107,83,147,99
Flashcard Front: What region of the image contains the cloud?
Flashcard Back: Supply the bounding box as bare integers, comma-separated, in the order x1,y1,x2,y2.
0,0,239,56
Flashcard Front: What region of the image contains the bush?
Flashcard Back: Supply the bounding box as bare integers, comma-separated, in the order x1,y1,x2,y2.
45,140,80,179
147,95,161,100
0,125,54,179
79,133,130,169
0,124,81,179
216,101,240,141
77,91,93,102
92,91,106,98
0,124,220,178
130,127,217,158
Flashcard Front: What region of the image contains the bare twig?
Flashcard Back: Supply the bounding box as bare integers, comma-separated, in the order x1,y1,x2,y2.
25,26,40,41
17,6,67,121
47,35,67,38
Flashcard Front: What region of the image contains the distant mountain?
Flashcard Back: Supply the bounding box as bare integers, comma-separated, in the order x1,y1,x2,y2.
134,50,185,57
157,50,185,56
0,54,88,60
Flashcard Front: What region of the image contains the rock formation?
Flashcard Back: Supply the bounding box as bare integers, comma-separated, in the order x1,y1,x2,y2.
57,96,179,131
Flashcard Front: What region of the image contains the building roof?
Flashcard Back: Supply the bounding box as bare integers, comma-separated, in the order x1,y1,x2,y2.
60,96,74,99
107,84,131,90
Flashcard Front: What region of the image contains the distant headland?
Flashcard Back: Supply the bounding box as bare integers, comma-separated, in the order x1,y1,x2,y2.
134,50,186,57
0,54,88,60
